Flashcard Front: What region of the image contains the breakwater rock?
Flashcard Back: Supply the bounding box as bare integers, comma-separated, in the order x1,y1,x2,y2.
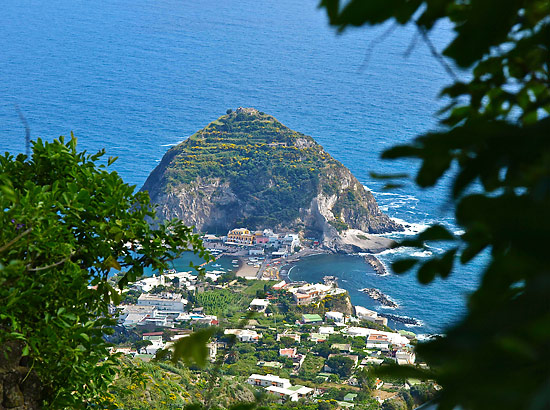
378,313,422,327
359,288,398,308
364,254,387,275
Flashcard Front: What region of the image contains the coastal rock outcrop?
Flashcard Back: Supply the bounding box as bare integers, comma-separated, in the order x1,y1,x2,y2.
142,108,402,251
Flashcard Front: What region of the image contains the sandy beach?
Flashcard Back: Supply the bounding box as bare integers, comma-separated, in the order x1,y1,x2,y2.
235,259,260,279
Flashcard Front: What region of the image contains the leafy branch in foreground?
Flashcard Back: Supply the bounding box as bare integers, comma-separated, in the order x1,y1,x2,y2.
0,135,210,409
320,1,550,409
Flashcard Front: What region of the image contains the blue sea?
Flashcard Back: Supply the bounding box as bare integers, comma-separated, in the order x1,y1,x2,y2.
0,0,484,334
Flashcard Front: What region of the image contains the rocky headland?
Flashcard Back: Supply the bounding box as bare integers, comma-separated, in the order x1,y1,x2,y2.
141,107,402,253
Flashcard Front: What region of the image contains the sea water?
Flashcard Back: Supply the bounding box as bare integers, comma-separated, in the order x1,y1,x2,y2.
0,0,485,333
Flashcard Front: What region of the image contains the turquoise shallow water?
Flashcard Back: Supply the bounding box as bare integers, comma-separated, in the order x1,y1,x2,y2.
1,0,483,333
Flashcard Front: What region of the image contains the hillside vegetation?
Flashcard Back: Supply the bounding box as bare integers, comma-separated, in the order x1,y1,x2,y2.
142,108,399,240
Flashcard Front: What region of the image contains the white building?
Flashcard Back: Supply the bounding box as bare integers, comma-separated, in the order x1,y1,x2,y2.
281,234,301,253
272,248,288,258
141,333,165,355
249,299,270,312
247,374,291,388
224,329,261,342
318,326,336,335
344,327,410,347
137,293,187,312
277,331,301,343
355,305,388,326
175,312,218,326
361,357,384,366
207,342,218,362
118,305,156,327
141,316,171,327
265,385,314,402
396,350,416,365
288,283,334,305
272,280,287,290
366,334,390,349
132,274,165,293
325,311,345,323
204,272,221,282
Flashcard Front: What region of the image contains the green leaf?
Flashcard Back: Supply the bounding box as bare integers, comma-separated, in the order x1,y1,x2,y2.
76,189,90,205
168,328,216,367
21,345,30,356
417,259,438,284
417,225,455,241
391,258,418,274
103,255,121,271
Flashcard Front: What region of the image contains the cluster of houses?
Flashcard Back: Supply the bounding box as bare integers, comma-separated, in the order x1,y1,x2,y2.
113,262,421,406
113,330,219,361
118,292,218,328
203,228,301,257
132,270,221,293
286,282,347,306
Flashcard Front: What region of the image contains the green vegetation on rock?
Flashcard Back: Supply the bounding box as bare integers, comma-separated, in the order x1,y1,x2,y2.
142,108,400,236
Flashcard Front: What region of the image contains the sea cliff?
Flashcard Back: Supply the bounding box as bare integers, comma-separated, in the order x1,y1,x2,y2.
142,108,401,252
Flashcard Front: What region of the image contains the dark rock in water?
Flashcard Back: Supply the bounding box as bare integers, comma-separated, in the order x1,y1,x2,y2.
359,287,398,308
323,275,338,287
378,313,422,327
365,254,387,275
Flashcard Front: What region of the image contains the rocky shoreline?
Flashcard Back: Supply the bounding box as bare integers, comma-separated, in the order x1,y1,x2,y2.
359,287,399,308
364,254,388,275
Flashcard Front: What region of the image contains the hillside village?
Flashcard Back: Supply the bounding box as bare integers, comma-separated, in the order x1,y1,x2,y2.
107,239,438,410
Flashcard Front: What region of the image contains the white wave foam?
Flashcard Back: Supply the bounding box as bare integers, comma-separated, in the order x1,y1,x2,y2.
372,191,402,196
377,247,408,256
390,218,431,236
160,142,178,147
404,321,424,328
410,250,432,258
365,268,390,276
287,265,296,280
416,333,445,341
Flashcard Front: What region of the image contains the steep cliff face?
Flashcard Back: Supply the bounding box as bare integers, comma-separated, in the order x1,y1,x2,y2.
142,108,401,250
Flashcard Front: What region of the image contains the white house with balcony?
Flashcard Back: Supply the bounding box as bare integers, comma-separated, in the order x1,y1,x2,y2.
325,311,345,323
225,329,261,342
137,293,187,312
265,385,314,402
355,305,388,326
249,298,270,312
396,350,416,365
247,374,291,388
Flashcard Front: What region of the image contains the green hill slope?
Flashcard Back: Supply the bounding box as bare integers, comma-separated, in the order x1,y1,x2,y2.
142,108,401,250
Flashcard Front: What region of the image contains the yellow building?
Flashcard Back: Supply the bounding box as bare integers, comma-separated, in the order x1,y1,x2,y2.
226,228,254,245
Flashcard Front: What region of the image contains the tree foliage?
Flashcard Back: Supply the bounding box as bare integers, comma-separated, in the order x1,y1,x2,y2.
0,136,208,408
320,1,550,409
326,355,355,378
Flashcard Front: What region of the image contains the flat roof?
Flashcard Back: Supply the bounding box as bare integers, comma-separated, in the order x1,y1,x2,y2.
302,314,323,320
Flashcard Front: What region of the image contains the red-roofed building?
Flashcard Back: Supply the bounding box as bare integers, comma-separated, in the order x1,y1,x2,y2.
279,348,297,358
